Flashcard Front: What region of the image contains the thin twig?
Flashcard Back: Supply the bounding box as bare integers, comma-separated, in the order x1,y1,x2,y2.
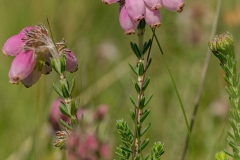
180,0,222,159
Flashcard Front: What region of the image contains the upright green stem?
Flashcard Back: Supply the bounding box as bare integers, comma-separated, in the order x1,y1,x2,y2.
151,28,196,160
133,27,145,160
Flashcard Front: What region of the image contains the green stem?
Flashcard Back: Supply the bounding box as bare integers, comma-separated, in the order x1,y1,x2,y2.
151,28,196,160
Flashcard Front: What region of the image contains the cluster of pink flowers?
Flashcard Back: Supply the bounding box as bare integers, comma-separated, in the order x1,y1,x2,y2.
67,131,110,160
102,0,185,34
2,25,78,87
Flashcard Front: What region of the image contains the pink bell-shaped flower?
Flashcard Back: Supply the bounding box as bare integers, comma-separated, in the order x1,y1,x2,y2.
2,34,24,56
119,5,139,35
162,0,185,13
21,70,42,88
63,49,78,73
125,0,145,21
144,0,162,10
145,6,162,28
8,50,36,84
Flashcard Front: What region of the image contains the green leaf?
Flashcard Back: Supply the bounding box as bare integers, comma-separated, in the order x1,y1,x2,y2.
69,78,75,95
140,109,151,123
146,58,152,71
143,39,152,55
138,61,144,76
130,96,137,109
119,145,132,153
60,119,72,130
50,57,60,74
70,100,77,116
144,94,153,107
144,153,150,160
59,56,66,73
129,109,135,122
52,83,63,97
59,101,71,118
129,63,137,75
61,83,70,98
140,96,145,109
143,77,150,91
132,79,140,93
139,138,149,151
141,123,151,136
130,42,141,58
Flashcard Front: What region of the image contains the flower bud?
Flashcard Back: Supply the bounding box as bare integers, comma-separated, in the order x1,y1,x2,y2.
21,70,41,88
63,49,78,73
119,5,139,35
145,6,162,28
8,50,36,84
162,0,185,13
144,0,162,10
208,32,234,63
125,0,145,21
94,104,108,121
2,34,24,56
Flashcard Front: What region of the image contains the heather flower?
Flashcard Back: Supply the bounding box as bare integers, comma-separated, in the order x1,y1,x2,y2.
2,25,78,87
8,50,36,85
93,104,108,121
102,0,185,34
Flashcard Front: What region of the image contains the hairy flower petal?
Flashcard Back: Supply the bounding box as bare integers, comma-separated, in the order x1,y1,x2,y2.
144,0,162,10
9,50,36,84
22,70,41,88
162,0,185,13
125,0,145,21
119,6,139,35
145,6,162,28
2,34,24,56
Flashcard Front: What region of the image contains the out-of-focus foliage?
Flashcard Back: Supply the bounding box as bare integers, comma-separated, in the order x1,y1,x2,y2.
0,0,240,159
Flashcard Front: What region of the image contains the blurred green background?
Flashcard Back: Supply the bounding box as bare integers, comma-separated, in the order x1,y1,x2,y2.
0,0,240,159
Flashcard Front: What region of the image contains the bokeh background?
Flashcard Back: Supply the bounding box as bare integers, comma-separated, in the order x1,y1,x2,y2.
0,0,240,159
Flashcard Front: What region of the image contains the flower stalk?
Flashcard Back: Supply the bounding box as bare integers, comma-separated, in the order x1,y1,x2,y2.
209,32,240,159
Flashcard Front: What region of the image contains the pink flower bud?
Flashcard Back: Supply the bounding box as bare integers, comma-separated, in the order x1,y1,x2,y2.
162,0,185,13
102,0,119,5
2,34,24,56
100,143,111,159
145,6,162,28
94,105,108,121
21,70,41,88
119,5,139,35
85,134,98,151
125,0,145,21
63,49,78,73
8,50,36,84
144,0,162,10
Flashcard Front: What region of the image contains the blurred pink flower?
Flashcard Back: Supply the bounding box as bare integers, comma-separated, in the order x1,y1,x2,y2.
93,104,108,121
100,143,111,159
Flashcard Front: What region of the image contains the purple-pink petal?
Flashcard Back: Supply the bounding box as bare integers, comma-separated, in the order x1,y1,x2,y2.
21,70,41,88
125,0,145,21
8,50,36,84
63,49,78,73
119,5,139,35
162,0,185,13
2,34,24,56
145,6,162,28
144,0,162,10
